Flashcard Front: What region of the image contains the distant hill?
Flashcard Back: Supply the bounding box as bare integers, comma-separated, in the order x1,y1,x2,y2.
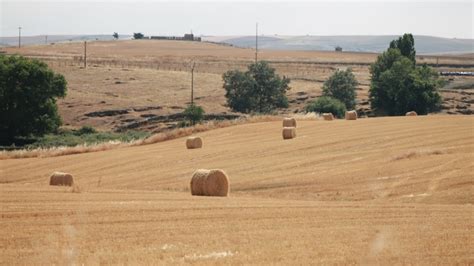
2,34,472,55
203,35,474,55
0,34,132,47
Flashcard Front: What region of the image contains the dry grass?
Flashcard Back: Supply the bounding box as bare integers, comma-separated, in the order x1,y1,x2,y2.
7,40,473,65
1,115,473,264
70,183,82,193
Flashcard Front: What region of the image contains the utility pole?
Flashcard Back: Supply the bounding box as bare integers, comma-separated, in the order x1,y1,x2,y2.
45,35,48,45
255,23,258,63
190,61,195,104
83,41,87,68
18,27,22,48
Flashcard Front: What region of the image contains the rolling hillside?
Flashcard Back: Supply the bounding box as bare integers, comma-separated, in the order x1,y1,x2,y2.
0,34,132,47
3,40,473,132
1,115,473,264
209,35,474,54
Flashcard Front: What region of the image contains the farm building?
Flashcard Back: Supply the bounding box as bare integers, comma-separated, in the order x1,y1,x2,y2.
150,33,201,42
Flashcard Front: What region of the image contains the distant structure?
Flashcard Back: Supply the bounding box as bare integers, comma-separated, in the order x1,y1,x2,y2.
335,46,343,52
150,33,201,42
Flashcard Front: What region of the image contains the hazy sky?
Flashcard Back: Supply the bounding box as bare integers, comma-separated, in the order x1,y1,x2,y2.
1,0,473,38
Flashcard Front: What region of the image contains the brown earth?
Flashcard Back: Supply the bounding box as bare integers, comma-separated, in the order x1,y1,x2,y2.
1,116,473,264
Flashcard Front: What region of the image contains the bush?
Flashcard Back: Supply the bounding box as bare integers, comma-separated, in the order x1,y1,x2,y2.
369,34,442,115
184,104,205,125
223,61,290,113
76,126,97,135
25,130,150,149
133,33,144,39
322,68,358,109
0,55,67,145
305,96,347,118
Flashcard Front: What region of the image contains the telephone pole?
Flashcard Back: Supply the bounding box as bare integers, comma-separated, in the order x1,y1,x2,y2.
190,62,196,104
18,27,22,48
255,23,258,63
83,41,87,68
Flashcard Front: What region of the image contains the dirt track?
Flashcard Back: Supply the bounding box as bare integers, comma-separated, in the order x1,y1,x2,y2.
1,115,473,264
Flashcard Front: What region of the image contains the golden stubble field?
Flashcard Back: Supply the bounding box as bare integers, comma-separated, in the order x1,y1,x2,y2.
5,40,473,131
1,115,473,264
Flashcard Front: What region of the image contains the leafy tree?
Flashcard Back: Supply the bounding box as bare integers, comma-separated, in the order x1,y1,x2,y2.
305,96,347,118
184,104,205,125
322,68,358,109
133,32,144,39
113,32,119,40
0,55,67,144
222,70,256,113
369,34,441,116
223,61,290,113
389,33,416,63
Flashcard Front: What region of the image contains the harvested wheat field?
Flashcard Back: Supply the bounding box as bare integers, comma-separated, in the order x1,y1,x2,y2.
1,115,473,264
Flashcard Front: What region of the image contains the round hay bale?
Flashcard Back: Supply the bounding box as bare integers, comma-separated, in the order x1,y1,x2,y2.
282,127,296,139
190,169,208,196
406,111,418,116
204,170,230,197
190,169,229,197
322,113,334,121
345,110,358,120
49,172,74,186
282,117,297,127
186,136,202,149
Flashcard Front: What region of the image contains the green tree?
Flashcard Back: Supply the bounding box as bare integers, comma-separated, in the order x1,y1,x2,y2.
389,33,416,63
0,55,67,144
322,68,358,109
369,34,441,116
183,104,205,125
305,96,347,118
113,32,119,40
133,33,144,39
223,61,290,113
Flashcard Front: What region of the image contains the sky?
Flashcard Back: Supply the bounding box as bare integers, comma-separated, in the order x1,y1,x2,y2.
1,0,473,39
